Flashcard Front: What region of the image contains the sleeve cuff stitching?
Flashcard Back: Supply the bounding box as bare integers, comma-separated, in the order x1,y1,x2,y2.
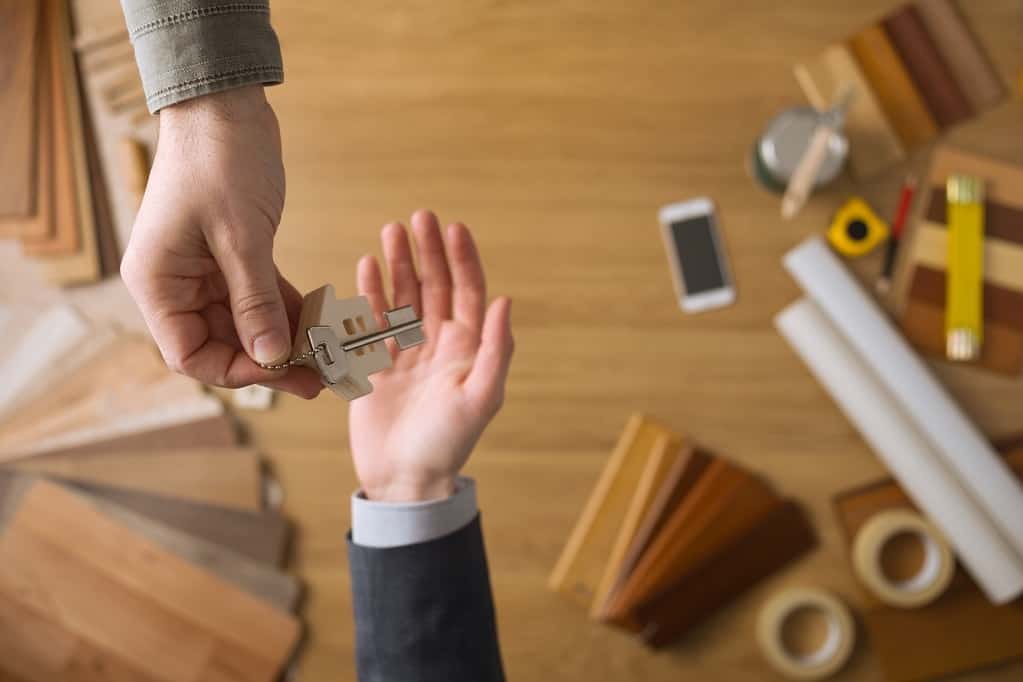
146,65,282,99
130,4,270,40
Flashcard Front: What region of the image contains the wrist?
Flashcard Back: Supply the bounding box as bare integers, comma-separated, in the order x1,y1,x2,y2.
159,85,272,134
362,475,458,503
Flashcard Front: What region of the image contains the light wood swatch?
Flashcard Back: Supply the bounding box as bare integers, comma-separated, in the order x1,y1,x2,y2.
7,448,264,511
912,222,1023,291
0,479,300,682
548,414,675,608
589,434,682,618
794,44,905,178
848,23,939,148
37,0,101,285
32,414,239,458
0,0,41,219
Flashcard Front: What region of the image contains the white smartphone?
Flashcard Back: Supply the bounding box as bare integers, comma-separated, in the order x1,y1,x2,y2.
658,198,736,313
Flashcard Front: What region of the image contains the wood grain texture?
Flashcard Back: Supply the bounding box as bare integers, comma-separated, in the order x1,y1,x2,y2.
636,499,816,648
0,0,40,219
59,478,289,565
597,445,711,621
0,480,300,682
848,23,939,147
203,1,1023,679
883,4,973,127
794,44,905,178
910,222,1023,291
6,448,265,511
590,434,681,618
36,0,101,285
603,460,778,627
915,0,1006,111
26,414,239,457
548,414,675,608
832,449,1023,682
20,0,80,256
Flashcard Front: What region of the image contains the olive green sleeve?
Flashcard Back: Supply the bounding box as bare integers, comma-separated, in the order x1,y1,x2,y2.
120,0,284,113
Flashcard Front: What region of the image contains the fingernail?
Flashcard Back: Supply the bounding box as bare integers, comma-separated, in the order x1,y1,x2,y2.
253,330,290,365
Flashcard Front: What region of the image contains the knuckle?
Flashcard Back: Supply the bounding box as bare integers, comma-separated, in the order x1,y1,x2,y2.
233,289,283,322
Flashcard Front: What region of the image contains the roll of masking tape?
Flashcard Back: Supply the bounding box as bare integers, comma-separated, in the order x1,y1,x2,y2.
852,509,954,608
756,587,855,680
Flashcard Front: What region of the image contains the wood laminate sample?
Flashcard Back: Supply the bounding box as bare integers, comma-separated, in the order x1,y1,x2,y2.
0,0,41,219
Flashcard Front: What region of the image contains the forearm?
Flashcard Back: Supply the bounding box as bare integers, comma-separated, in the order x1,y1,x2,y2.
120,0,284,112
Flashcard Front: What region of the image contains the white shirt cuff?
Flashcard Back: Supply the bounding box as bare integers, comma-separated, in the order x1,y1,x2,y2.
351,476,478,549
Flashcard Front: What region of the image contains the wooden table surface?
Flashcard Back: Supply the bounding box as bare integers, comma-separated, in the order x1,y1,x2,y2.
242,2,1023,679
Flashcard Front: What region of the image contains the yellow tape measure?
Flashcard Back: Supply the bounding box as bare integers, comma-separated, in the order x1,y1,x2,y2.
945,175,985,362
827,197,889,258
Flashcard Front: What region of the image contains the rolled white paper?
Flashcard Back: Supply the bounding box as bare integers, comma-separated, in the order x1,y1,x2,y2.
784,238,1023,561
776,299,1023,603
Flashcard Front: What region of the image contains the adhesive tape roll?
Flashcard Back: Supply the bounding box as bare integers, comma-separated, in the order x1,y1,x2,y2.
852,509,954,608
756,587,855,680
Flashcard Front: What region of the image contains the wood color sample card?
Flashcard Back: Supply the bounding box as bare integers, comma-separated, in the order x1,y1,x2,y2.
0,0,40,219
0,480,300,682
833,449,1023,682
896,146,1023,375
848,23,939,148
7,448,265,511
548,414,676,608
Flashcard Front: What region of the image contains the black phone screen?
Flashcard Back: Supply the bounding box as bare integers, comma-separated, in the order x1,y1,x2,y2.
670,215,727,295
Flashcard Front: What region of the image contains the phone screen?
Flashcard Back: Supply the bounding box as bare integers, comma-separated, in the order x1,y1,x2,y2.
670,215,727,295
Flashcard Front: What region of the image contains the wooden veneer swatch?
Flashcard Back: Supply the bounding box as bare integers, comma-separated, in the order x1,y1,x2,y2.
636,499,816,648
915,0,1005,111
832,448,1023,682
794,44,905,178
907,265,1023,329
549,414,675,608
61,478,288,565
30,413,239,457
910,222,1023,291
37,0,101,285
0,0,40,219
590,434,683,618
924,189,1023,243
848,23,938,147
603,459,778,626
0,479,300,682
21,0,80,256
901,295,1023,375
598,445,713,621
7,447,264,511
883,4,973,127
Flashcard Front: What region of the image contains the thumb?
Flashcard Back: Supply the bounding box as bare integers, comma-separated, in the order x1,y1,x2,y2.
217,236,293,366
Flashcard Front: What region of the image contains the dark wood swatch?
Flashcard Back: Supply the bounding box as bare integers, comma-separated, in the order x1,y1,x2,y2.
924,188,1023,244
907,265,1023,329
635,499,816,648
883,5,973,127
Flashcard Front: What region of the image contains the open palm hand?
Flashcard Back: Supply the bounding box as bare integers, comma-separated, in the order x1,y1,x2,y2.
349,212,514,502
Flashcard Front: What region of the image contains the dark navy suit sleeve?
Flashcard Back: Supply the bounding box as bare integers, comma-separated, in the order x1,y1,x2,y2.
347,515,505,682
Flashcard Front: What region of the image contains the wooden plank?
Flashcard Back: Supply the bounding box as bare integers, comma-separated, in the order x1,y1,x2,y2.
36,0,101,285
883,5,973,127
909,222,1023,292
794,43,905,178
602,459,779,628
0,0,41,219
589,433,681,618
915,0,1006,112
848,23,939,147
832,449,1023,682
924,189,1023,244
6,448,265,511
0,480,300,682
29,414,239,457
547,414,676,608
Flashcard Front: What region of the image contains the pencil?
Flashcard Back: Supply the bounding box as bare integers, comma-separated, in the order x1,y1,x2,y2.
876,176,917,293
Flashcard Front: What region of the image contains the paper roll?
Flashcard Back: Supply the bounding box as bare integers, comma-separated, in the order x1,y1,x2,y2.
776,299,1023,603
784,238,1023,562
